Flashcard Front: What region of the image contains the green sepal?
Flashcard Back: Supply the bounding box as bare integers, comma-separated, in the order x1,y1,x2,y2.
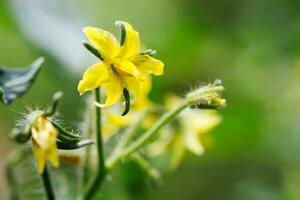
121,88,130,116
83,42,103,60
0,57,44,105
119,23,126,46
43,91,63,117
57,139,94,150
51,121,82,144
140,49,157,57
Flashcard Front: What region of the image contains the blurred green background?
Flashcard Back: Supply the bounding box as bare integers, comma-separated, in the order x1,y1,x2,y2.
1,0,300,199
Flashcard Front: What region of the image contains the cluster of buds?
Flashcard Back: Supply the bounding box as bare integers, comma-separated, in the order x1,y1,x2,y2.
186,80,226,110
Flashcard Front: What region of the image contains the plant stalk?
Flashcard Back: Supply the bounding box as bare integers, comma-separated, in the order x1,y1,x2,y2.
41,165,55,200
84,88,106,200
106,100,189,170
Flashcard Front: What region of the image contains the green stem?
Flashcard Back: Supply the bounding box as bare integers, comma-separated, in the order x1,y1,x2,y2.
106,100,189,170
84,88,106,200
107,111,147,164
132,154,161,182
82,96,94,185
41,165,55,200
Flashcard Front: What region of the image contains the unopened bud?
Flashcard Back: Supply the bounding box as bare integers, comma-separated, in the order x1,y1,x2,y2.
186,80,226,110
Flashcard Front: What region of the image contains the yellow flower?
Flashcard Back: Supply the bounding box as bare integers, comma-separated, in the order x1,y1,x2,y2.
78,21,164,107
31,116,59,174
179,109,222,156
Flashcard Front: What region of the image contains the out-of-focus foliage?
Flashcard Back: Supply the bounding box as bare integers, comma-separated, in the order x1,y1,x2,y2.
0,57,44,105
1,0,300,200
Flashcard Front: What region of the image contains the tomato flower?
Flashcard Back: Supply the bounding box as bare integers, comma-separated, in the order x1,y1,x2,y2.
78,21,164,107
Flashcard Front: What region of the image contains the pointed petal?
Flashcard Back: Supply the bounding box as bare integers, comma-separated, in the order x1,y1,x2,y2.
125,77,140,97
132,54,164,76
107,112,131,127
78,62,110,95
32,139,46,174
83,27,120,61
116,21,140,59
184,130,204,155
113,59,145,80
170,133,186,170
125,76,151,109
32,118,49,149
103,73,123,106
186,111,222,133
47,142,59,168
47,127,59,167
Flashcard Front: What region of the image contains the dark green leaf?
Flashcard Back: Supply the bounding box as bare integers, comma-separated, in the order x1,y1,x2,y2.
57,139,94,150
0,57,44,105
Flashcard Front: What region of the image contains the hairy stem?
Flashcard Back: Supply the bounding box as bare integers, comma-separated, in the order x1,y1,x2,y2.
84,88,106,200
106,100,189,170
132,154,161,182
107,111,147,164
41,165,55,200
81,96,94,195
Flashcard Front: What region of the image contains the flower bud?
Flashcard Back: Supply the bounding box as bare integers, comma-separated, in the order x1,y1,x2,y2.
186,80,226,110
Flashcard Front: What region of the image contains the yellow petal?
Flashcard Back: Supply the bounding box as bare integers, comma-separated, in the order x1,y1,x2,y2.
78,62,110,95
83,27,120,61
107,112,131,127
184,110,222,134
32,118,50,149
116,21,140,59
47,142,59,168
184,130,204,155
169,133,185,170
132,54,164,76
125,77,141,97
141,75,152,95
32,139,46,174
46,126,59,168
31,117,59,172
113,59,145,80
125,76,151,109
103,72,123,106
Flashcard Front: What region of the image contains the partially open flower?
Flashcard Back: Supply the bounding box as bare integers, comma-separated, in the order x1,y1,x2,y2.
10,92,93,174
31,116,59,174
78,21,164,108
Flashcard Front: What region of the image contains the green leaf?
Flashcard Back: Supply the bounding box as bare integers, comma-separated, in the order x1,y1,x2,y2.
0,57,44,105
57,139,94,150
